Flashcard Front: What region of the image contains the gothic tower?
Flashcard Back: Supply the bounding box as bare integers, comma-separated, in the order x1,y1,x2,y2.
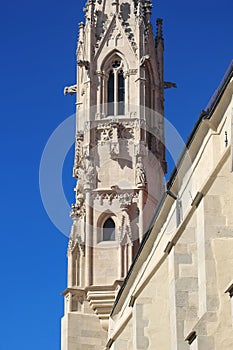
62,0,166,348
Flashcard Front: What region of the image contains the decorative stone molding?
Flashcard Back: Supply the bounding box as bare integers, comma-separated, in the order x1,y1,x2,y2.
62,287,86,314
86,281,123,330
69,226,85,255
67,237,75,253
118,123,134,139
96,126,114,142
119,210,133,243
70,202,86,219
93,189,139,205
119,192,132,210
95,121,136,148
128,69,138,75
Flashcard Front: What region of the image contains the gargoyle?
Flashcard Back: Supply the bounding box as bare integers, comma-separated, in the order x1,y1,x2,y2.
64,84,78,96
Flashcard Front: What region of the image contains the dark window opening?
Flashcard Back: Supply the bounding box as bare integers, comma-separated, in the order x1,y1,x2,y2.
103,218,115,241
118,70,125,115
112,60,121,68
108,70,114,115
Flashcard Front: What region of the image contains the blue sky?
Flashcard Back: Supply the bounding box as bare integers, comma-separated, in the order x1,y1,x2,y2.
0,0,232,349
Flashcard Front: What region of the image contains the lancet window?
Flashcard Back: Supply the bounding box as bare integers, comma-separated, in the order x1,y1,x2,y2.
106,59,125,116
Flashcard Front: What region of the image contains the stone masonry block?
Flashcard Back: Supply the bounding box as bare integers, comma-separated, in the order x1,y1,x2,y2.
176,277,198,292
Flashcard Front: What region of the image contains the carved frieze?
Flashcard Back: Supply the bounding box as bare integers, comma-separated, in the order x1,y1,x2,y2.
119,192,132,210
128,69,138,75
118,123,134,139
96,127,114,142
93,190,138,205
95,121,135,144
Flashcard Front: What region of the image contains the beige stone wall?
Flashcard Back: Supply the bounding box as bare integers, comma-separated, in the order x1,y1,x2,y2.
93,244,119,285
112,318,133,349
107,77,233,349
138,259,171,349
62,312,107,350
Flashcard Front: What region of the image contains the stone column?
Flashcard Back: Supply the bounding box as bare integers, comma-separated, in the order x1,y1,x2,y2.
114,70,118,116
85,186,93,286
138,187,145,241
80,250,85,288
67,248,73,288
65,292,72,314
124,72,129,116
96,71,102,118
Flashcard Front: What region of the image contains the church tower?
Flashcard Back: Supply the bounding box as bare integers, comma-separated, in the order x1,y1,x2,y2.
62,0,166,348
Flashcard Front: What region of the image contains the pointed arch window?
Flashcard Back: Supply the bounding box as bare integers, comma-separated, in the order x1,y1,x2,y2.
103,218,115,241
107,70,114,116
107,60,125,116
118,70,125,115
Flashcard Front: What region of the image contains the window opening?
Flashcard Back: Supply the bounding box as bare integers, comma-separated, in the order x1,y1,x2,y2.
118,70,125,115
103,218,115,241
107,70,114,116
112,60,121,68
107,59,125,116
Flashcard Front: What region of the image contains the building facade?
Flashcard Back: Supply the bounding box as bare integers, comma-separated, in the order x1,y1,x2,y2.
61,1,233,349
106,62,233,349
62,0,166,348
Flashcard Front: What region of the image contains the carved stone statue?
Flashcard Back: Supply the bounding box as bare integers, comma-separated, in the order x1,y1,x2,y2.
110,142,119,158
85,157,96,185
74,164,84,193
135,157,146,187
76,191,84,206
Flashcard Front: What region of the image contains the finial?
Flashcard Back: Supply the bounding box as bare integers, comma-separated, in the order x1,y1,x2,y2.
112,0,119,13
78,22,85,43
136,0,143,19
144,0,153,15
156,18,163,40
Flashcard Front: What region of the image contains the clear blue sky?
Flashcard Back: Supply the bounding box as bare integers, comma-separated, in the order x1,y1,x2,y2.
0,0,232,349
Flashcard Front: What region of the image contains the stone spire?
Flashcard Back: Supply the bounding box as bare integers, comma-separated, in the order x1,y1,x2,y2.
61,0,166,348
